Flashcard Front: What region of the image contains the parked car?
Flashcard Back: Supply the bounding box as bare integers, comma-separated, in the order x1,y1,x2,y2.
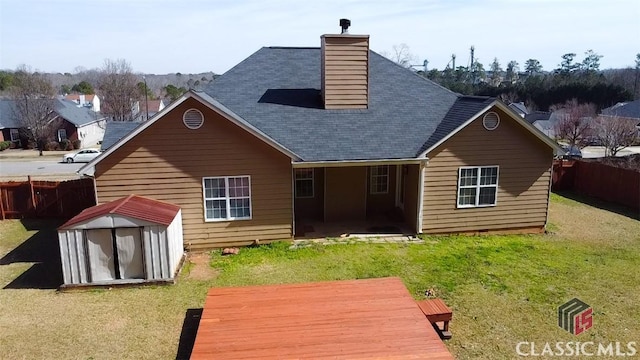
62,149,102,163
561,145,582,159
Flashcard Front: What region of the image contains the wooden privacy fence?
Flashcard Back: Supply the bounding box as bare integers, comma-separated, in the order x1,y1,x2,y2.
0,177,96,220
553,159,640,211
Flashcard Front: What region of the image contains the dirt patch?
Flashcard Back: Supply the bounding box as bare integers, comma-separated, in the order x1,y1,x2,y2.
186,253,219,281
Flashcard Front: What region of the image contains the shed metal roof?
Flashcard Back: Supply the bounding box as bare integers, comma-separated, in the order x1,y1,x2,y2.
59,195,180,229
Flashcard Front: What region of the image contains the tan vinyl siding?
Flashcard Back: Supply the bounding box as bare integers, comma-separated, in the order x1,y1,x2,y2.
95,98,293,249
422,107,553,234
321,35,369,109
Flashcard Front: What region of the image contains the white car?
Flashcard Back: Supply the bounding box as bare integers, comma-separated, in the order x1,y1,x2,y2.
62,149,102,163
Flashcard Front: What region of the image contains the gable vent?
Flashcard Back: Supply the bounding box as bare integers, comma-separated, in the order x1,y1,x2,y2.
183,108,204,129
482,112,500,130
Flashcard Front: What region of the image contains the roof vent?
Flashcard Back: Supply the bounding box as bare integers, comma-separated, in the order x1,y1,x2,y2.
183,108,204,129
339,18,351,34
482,112,500,130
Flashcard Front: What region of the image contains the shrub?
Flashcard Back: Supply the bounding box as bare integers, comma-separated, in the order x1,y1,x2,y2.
59,139,73,151
0,141,11,151
44,141,60,151
72,139,82,149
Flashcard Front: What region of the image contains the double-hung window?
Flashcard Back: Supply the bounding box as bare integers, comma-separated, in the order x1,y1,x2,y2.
203,176,251,221
294,168,314,198
457,166,499,208
370,165,389,194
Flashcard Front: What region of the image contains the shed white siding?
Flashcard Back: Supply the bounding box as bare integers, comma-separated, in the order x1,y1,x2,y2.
58,208,184,286
58,229,88,284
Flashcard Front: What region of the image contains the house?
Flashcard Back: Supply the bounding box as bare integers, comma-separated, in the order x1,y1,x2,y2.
0,98,107,148
65,94,101,112
524,111,554,138
508,102,529,118
601,99,640,133
79,22,561,250
53,99,107,147
0,100,21,145
135,99,166,121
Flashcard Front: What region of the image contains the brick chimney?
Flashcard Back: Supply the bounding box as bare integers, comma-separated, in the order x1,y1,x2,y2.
321,19,369,109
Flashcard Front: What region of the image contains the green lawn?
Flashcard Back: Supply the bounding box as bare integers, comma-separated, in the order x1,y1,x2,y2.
1,193,638,359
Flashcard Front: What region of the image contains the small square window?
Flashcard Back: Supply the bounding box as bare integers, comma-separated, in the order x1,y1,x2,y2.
203,176,251,221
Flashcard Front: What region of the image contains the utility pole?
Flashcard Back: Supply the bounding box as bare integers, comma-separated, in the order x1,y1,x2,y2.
143,75,149,121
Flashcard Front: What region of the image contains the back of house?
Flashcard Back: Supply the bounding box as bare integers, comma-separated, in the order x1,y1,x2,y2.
80,21,560,249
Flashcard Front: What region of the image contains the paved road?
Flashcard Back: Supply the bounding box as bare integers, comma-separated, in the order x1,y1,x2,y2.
0,159,84,180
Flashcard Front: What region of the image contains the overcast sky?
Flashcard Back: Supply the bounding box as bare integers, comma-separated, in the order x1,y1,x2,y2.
1,0,638,75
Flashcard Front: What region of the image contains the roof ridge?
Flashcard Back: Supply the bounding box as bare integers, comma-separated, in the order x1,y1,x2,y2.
110,194,135,214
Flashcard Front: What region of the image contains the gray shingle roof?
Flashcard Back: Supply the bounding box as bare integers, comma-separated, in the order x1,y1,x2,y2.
0,100,21,129
525,111,551,124
602,100,640,120
204,47,489,161
55,99,104,126
101,121,143,150
0,98,103,129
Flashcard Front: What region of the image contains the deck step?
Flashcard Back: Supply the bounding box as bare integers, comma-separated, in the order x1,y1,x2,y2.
416,298,453,340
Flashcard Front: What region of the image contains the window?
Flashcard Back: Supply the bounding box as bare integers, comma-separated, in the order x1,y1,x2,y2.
457,166,499,207
203,176,251,221
10,129,19,142
370,165,389,194
294,168,314,198
57,129,67,142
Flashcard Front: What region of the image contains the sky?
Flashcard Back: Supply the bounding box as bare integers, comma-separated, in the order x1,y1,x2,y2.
1,0,639,75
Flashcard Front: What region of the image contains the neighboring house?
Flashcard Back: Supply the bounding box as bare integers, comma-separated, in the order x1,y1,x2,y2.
525,111,554,138
601,99,640,133
65,94,101,112
508,102,529,118
100,121,143,150
0,100,22,145
134,99,166,121
80,24,561,250
0,98,107,147
53,99,107,147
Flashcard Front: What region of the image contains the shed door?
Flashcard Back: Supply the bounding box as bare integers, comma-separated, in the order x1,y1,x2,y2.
86,229,116,282
115,228,144,279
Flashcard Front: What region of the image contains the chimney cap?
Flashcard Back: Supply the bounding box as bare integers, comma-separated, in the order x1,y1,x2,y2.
339,18,351,34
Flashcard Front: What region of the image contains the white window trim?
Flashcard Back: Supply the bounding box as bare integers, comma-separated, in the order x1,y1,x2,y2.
10,129,19,142
369,165,389,195
456,166,499,208
202,175,252,222
294,168,314,198
57,128,67,142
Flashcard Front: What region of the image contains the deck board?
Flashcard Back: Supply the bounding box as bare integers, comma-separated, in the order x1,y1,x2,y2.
190,277,454,359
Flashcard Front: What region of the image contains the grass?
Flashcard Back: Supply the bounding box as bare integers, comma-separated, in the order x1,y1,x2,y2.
1,193,639,359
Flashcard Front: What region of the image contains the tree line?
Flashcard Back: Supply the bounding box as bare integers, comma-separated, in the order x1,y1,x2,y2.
413,49,639,111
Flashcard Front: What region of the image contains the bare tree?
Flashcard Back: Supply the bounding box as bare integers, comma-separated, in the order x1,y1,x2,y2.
592,115,639,156
10,66,57,155
551,99,596,148
98,59,140,121
381,43,417,68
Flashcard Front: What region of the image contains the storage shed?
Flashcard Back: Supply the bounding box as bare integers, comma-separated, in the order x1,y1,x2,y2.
57,195,184,287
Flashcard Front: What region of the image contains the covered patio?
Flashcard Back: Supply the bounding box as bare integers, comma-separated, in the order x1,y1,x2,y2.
190,277,454,359
294,163,423,238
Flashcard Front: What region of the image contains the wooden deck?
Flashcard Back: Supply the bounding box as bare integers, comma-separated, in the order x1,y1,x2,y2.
190,277,454,359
